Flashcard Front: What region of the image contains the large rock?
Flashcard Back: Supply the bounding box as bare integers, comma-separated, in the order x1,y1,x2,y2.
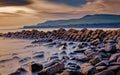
80,63,96,75
39,62,65,75
89,55,102,65
74,56,89,62
104,44,117,53
31,63,43,72
96,66,107,72
94,70,115,75
95,60,109,67
109,53,120,63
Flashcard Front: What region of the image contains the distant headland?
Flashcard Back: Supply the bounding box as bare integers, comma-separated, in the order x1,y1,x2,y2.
23,14,120,28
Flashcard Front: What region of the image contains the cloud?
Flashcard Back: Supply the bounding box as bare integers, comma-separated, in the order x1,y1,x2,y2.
80,0,120,14
0,0,120,29
46,0,88,7
0,0,32,6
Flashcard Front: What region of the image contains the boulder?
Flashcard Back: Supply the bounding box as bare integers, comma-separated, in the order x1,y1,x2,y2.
9,67,27,75
59,45,67,50
89,55,102,65
117,56,120,62
109,53,120,63
19,57,31,63
60,51,67,55
66,62,80,71
95,60,109,66
84,49,95,58
94,70,115,75
59,71,70,75
104,44,117,53
80,63,96,75
96,66,107,72
31,63,43,72
74,56,89,62
39,62,65,75
59,56,69,60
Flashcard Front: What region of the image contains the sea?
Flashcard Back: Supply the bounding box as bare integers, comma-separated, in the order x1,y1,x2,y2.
0,28,119,75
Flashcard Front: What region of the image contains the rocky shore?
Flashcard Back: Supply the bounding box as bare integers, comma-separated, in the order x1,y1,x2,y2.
0,28,120,75
1,28,120,42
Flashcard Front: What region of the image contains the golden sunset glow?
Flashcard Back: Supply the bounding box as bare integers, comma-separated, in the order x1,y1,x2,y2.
0,0,120,29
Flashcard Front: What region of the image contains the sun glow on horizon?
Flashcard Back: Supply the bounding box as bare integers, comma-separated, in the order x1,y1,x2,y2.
0,6,35,13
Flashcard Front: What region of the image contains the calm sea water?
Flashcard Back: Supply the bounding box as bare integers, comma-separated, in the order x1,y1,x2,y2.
0,28,120,33
0,28,119,75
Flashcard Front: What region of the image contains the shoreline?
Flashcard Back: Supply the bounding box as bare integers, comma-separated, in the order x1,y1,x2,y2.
0,28,120,75
1,28,120,42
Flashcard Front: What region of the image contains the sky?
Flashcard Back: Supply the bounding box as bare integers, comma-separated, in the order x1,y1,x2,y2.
0,0,120,29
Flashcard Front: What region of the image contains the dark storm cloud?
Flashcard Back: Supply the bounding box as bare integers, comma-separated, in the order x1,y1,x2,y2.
0,0,32,6
46,0,88,7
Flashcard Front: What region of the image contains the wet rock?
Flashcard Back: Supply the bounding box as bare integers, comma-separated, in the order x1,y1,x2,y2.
77,43,84,48
91,39,100,46
84,49,95,58
99,51,110,59
32,38,53,44
74,56,89,62
33,51,44,55
59,56,69,60
39,62,65,75
57,42,67,48
116,41,120,49
59,71,70,75
42,42,56,46
9,71,21,75
89,55,102,65
47,55,59,62
116,70,120,75
95,60,109,66
104,44,117,53
33,52,44,58
96,66,107,72
117,56,120,62
109,62,120,66
9,67,27,75
104,65,120,75
31,63,43,72
109,53,120,63
12,56,21,60
66,62,80,71
69,52,76,56
60,51,67,55
44,59,60,68
85,51,100,60
19,57,31,63
60,71,83,75
68,42,74,45
94,70,115,75
17,67,27,72
74,47,87,53
80,63,96,75
59,45,67,50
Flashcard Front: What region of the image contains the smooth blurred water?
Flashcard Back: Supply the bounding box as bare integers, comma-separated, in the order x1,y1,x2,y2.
0,37,59,75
